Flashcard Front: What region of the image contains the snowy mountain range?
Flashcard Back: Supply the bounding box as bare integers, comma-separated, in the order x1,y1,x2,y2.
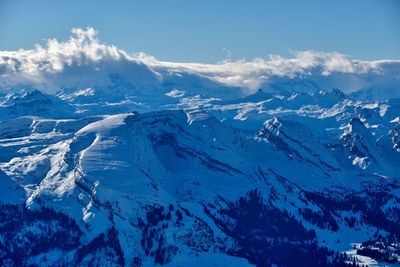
0,28,399,266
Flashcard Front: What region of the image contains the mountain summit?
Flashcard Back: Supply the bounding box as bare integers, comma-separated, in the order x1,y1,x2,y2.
0,28,400,267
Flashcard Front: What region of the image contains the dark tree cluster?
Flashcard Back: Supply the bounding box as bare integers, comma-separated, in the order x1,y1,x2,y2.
0,203,81,266
139,204,181,265
75,226,125,266
205,190,335,267
305,190,400,238
139,203,216,265
0,203,126,266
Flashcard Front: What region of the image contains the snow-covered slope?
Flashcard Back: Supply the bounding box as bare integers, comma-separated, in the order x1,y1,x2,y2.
0,86,399,266
1,28,400,267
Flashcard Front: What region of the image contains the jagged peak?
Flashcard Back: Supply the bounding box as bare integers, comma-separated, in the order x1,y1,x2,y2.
264,117,282,128
185,108,210,125
330,88,347,100
348,117,369,135
1,89,52,106
341,117,375,144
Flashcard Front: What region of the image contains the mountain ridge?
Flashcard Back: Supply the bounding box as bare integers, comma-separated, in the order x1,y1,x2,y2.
0,84,399,266
1,27,400,267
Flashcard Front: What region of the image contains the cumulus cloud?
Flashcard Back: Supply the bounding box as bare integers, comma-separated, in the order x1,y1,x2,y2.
0,27,160,93
0,27,399,95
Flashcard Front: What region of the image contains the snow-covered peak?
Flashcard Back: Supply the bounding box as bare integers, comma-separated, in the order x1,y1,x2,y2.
263,117,282,135
1,27,400,267
347,118,368,136
0,89,74,120
2,89,51,106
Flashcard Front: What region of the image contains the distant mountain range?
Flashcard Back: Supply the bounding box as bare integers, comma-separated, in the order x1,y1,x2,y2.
0,28,399,266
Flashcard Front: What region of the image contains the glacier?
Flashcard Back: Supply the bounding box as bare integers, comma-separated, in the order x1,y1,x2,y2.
0,28,400,266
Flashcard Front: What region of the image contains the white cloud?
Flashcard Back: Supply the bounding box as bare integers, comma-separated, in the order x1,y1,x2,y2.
0,27,399,95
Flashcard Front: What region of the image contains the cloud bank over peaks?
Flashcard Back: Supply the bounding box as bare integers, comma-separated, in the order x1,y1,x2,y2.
148,49,400,95
0,27,399,99
0,27,161,93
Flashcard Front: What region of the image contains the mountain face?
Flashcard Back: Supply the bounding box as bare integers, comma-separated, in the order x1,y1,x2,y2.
1,28,400,266
0,83,399,267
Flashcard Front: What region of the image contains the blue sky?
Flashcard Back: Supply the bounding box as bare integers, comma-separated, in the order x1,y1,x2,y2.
0,0,399,62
